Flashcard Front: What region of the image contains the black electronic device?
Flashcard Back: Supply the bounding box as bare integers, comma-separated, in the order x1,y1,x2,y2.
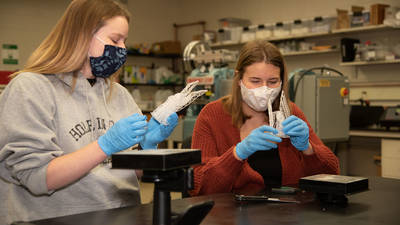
111,149,212,225
112,149,201,170
380,106,400,129
299,174,369,208
350,105,384,128
340,38,360,62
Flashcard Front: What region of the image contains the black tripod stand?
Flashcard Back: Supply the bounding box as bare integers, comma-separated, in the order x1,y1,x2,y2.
111,149,214,225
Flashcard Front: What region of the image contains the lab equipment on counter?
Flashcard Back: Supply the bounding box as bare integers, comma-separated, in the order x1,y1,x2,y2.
289,67,350,143
183,41,237,99
178,41,237,142
350,105,384,129
380,106,400,130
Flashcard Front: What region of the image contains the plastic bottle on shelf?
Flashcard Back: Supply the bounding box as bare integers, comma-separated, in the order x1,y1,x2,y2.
351,11,364,27
229,27,242,43
241,26,256,42
291,19,309,35
361,41,376,61
123,65,133,84
132,66,139,83
217,29,226,44
375,41,390,61
311,16,330,33
273,22,290,37
222,27,232,44
255,24,272,40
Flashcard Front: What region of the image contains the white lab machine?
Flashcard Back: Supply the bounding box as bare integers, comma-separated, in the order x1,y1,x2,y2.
290,67,350,143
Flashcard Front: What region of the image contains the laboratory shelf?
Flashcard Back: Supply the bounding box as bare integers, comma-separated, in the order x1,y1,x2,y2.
340,59,400,66
210,31,331,48
331,24,395,34
268,31,331,42
283,48,339,56
211,24,399,49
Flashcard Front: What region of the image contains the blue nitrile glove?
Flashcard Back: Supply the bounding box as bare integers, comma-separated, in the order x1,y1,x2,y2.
235,125,282,160
98,113,147,156
140,112,179,149
282,115,309,151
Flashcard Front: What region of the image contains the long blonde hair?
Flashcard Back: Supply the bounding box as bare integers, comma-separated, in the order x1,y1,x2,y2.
222,40,291,128
11,0,130,90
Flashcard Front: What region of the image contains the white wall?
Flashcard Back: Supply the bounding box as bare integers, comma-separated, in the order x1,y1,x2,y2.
1,0,399,105
0,0,70,71
0,0,180,71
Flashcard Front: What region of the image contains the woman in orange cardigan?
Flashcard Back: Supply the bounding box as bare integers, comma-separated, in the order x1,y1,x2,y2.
190,40,339,196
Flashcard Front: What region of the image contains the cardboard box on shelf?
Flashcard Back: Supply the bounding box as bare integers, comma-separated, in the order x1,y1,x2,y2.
152,41,182,55
336,9,350,29
370,3,390,25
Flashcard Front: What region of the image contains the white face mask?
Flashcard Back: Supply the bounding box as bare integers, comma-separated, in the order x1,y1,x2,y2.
240,81,281,112
240,80,291,138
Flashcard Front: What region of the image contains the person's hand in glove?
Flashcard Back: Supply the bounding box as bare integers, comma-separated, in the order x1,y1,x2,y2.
98,113,147,156
282,115,309,151
140,112,179,150
235,125,282,160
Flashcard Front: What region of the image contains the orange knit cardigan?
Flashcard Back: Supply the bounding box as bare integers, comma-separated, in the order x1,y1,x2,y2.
190,99,339,196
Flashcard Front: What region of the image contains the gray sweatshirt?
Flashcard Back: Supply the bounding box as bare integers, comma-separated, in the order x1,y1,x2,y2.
0,72,142,224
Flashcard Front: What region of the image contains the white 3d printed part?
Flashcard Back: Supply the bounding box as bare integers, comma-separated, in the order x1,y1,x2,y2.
269,91,291,138
151,81,207,125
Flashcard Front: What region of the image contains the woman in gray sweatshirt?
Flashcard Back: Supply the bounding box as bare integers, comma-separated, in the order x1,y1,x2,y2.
0,0,178,224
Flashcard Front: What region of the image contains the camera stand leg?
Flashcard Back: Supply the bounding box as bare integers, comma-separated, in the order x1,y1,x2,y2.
143,169,214,225
153,184,172,225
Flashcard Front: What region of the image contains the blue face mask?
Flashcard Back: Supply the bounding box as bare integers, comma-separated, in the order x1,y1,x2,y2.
89,36,127,78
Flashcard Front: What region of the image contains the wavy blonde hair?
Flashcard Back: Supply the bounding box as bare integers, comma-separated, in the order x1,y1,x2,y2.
11,0,130,91
222,40,291,128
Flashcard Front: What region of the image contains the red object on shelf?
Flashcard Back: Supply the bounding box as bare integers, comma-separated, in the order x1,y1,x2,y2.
0,70,14,84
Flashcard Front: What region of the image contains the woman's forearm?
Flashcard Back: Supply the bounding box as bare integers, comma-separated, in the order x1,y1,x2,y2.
46,141,107,191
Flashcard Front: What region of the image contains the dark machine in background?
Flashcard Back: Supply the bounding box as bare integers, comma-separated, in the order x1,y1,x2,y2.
350,105,384,129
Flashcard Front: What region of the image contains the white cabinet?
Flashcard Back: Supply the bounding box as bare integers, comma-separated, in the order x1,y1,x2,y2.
382,138,400,179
